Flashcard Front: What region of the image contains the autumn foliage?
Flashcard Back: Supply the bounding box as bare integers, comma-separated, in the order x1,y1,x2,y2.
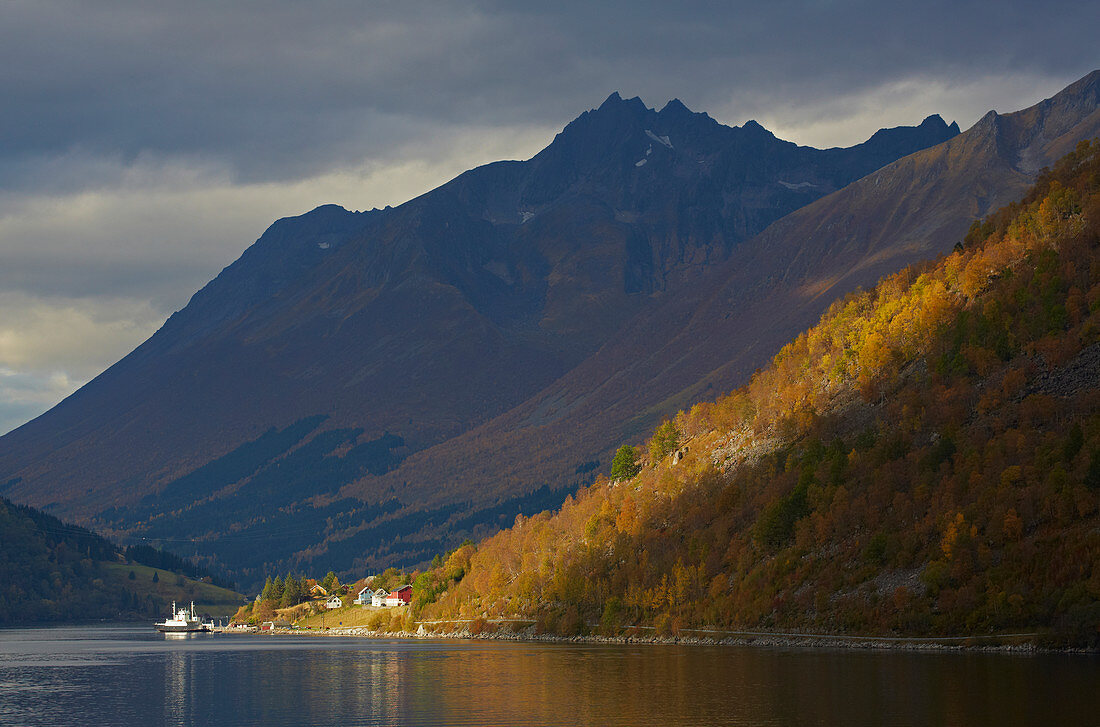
413,140,1100,645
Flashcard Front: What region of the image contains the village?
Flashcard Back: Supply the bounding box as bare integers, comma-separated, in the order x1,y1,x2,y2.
228,573,415,633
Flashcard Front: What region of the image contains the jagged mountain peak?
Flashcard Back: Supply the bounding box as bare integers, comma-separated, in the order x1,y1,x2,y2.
658,98,691,115
656,97,716,127
971,108,1001,131
597,90,647,112
738,118,774,137
856,113,957,149
564,92,749,145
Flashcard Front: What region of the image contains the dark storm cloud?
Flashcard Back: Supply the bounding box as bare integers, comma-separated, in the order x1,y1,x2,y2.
1,0,1097,435
2,0,1096,186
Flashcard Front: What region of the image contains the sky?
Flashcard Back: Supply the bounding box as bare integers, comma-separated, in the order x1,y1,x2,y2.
1,0,1097,435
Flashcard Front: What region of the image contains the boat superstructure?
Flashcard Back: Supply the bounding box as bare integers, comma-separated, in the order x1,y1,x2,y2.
155,601,211,633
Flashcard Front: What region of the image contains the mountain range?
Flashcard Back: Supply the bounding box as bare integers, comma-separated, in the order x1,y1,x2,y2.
2,71,1098,585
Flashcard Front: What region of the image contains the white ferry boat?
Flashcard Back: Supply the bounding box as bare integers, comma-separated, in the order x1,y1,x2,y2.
155,601,212,633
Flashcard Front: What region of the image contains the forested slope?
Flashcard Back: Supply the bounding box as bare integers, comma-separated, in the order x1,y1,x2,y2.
415,140,1100,646
0,497,241,623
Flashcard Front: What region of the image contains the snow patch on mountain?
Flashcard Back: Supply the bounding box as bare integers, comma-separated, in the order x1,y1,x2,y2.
645,130,673,149
778,181,817,191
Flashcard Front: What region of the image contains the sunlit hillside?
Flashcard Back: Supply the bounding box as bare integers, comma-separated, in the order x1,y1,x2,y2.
413,140,1100,646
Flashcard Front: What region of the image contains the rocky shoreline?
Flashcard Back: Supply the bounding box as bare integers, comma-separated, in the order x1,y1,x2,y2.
240,625,1081,653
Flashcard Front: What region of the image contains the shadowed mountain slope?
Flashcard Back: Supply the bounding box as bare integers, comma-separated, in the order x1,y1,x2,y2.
344,71,1100,542
415,140,1100,645
8,74,1096,583
0,95,956,529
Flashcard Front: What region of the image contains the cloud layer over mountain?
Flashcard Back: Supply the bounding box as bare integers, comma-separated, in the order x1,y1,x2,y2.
1,0,1097,433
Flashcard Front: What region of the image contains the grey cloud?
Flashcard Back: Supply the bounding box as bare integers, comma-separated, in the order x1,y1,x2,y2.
1,0,1098,435
0,292,165,434
3,0,1097,189
0,368,77,436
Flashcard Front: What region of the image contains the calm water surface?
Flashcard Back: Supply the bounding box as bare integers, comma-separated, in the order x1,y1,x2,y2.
0,625,1096,726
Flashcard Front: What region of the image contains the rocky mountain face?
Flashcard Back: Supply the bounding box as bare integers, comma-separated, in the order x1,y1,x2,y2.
383,72,1100,516
319,71,1100,574
416,139,1100,645
11,74,1092,584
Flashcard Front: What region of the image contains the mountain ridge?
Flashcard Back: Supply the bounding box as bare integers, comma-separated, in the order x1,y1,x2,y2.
0,94,957,520
410,139,1100,645
8,75,1098,583
333,70,1100,537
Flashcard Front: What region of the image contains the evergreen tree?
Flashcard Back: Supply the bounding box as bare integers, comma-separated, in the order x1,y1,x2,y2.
321,571,337,591
281,576,302,607
610,445,641,480
271,575,284,601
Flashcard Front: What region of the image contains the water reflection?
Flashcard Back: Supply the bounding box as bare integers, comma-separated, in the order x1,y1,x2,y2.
164,641,191,725
0,627,1097,726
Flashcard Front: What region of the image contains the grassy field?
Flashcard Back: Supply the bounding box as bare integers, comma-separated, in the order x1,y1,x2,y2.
104,562,246,618
295,603,409,630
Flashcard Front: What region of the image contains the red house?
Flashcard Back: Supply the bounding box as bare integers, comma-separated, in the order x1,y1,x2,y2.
384,585,413,607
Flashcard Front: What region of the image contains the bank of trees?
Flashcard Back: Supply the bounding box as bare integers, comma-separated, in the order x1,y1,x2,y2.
0,496,233,624
414,141,1100,646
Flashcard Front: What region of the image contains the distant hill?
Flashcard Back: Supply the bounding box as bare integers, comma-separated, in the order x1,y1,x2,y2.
418,140,1100,646
0,91,960,583
0,497,243,624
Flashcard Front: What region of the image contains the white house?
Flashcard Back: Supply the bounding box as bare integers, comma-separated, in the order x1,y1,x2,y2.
325,595,343,609
370,588,389,607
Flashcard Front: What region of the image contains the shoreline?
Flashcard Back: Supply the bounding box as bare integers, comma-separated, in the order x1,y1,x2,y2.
237,624,1094,654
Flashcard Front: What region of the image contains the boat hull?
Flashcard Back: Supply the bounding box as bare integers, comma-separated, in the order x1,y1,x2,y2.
155,624,209,633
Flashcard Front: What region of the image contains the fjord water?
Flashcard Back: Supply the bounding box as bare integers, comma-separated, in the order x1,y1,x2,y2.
1,626,1096,726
